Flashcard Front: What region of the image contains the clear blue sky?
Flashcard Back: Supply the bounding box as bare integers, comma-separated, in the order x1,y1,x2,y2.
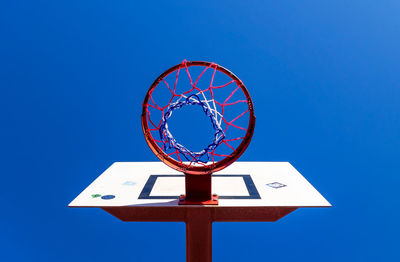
1,1,399,261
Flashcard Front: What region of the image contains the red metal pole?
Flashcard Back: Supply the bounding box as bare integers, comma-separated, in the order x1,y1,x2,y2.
102,206,299,262
179,173,218,205
185,173,212,201
186,208,212,262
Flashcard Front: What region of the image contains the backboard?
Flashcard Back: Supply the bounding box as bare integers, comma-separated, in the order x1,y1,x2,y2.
69,162,330,209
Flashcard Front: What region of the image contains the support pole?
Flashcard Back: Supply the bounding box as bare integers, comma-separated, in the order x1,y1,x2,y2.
179,173,218,205
186,208,212,262
185,173,212,201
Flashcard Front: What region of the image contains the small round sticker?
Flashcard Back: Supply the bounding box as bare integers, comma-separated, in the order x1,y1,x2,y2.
101,195,115,200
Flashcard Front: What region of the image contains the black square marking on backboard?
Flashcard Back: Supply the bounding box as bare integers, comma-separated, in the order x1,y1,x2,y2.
138,174,261,200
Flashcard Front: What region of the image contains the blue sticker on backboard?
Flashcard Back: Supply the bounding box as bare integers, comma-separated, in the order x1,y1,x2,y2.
122,181,136,186
266,182,287,189
101,195,115,200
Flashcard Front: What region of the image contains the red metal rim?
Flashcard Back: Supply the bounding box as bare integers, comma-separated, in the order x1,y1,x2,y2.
141,61,255,175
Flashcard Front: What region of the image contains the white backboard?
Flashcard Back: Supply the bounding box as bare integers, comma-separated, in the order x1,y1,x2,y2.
69,162,330,208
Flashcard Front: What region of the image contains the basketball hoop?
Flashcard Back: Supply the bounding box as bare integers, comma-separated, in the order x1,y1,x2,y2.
142,60,255,204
